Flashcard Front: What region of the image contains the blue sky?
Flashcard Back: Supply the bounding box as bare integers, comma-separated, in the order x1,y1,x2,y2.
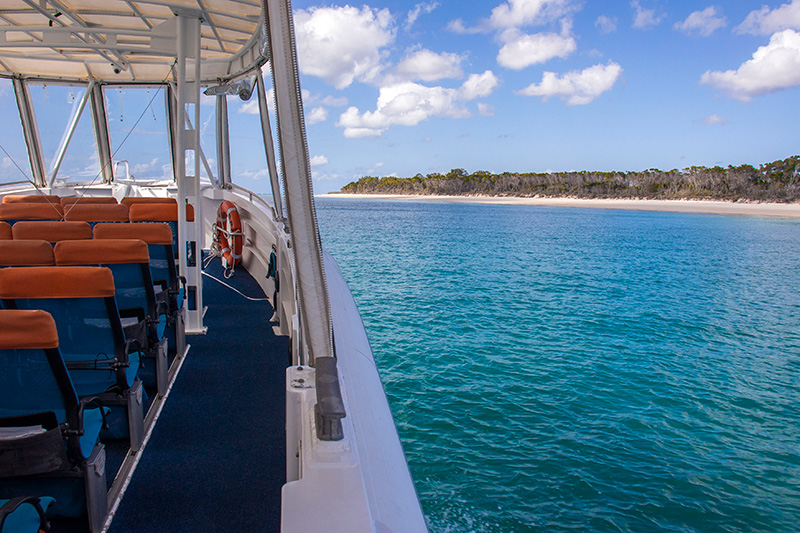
280,0,800,193
1,1,799,195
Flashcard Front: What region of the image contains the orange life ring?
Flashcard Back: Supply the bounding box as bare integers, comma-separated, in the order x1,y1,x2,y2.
216,200,242,269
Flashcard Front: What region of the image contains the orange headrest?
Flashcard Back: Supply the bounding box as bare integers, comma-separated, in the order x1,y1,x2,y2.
0,203,63,221
2,194,61,204
63,203,129,223
0,221,10,240
0,240,55,266
0,266,115,299
93,222,173,245
0,310,59,349
129,203,194,222
121,197,178,207
61,197,119,206
12,221,93,242
55,239,149,266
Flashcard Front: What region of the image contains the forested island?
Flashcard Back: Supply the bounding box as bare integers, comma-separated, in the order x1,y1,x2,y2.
339,156,800,202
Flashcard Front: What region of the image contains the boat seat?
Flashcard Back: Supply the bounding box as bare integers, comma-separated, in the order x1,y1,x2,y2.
0,310,107,529
54,239,167,367
128,203,195,259
1,194,60,205
0,222,10,240
11,221,92,243
0,496,54,533
93,223,184,361
121,197,177,207
60,197,119,207
93,222,183,308
0,204,63,225
0,267,145,451
0,240,55,267
63,204,129,225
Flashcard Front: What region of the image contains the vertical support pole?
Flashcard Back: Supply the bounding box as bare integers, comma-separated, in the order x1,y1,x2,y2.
91,83,114,183
176,13,206,335
256,68,284,221
215,94,231,189
13,78,46,187
265,0,345,439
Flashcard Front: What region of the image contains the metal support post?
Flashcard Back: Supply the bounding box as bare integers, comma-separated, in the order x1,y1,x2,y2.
175,13,206,335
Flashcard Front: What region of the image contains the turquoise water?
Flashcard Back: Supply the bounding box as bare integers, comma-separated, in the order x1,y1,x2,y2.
315,198,800,533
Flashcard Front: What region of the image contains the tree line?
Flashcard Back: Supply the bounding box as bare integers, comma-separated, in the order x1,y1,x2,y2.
339,156,800,202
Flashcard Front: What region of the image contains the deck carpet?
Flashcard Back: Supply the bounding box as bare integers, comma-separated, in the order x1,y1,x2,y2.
108,258,288,532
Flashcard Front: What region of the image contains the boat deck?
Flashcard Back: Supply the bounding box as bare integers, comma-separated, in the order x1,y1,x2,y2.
50,258,288,532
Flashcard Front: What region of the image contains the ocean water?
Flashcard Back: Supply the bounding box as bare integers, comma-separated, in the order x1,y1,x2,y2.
315,198,800,533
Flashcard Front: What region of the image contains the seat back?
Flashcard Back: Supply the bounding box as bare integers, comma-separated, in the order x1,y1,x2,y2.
63,204,129,224
128,203,194,258
0,310,75,423
0,240,55,267
0,266,136,395
60,197,119,207
11,221,92,243
93,223,176,290
120,197,177,207
1,194,61,204
0,204,63,224
0,222,10,240
54,239,154,318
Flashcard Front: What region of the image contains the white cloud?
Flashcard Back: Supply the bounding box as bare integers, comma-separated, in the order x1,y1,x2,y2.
307,107,329,124
446,18,485,34
517,62,622,105
700,29,800,101
702,114,728,125
390,49,464,82
406,2,439,31
736,0,800,35
294,6,395,89
489,0,576,29
497,31,576,69
596,15,618,34
321,95,348,106
337,71,499,138
240,168,270,181
477,102,495,116
132,157,159,175
310,155,329,167
238,99,260,115
674,7,727,37
460,71,501,99
631,0,665,29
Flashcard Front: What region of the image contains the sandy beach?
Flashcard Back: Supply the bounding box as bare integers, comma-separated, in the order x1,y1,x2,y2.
324,194,800,218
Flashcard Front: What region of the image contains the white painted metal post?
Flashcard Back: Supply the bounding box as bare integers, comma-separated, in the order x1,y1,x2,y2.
176,13,206,335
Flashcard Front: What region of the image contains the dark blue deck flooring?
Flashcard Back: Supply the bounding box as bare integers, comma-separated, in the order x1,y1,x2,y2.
108,258,288,532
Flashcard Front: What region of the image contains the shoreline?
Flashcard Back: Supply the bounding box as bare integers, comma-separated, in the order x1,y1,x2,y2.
322,194,800,218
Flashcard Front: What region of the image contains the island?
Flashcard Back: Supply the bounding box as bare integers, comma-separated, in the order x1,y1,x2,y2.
338,156,799,203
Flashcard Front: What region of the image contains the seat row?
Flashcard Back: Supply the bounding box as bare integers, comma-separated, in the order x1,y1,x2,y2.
1,194,177,206
0,228,188,531
0,222,185,361
0,200,193,225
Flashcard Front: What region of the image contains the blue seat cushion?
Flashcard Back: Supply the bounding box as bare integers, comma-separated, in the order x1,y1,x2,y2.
0,496,54,533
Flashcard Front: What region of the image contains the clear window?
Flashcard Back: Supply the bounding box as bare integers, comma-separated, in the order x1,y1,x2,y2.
29,83,100,184
0,79,37,185
105,86,173,181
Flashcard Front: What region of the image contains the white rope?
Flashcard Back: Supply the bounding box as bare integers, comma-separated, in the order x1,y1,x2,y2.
201,270,269,301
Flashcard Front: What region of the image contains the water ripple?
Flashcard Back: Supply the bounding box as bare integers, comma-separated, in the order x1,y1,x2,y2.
318,199,800,532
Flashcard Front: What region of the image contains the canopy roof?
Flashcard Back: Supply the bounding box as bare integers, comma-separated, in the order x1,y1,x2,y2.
0,0,266,83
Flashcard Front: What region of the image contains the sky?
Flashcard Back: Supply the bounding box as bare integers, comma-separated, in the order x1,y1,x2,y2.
1,0,799,195
281,0,800,193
